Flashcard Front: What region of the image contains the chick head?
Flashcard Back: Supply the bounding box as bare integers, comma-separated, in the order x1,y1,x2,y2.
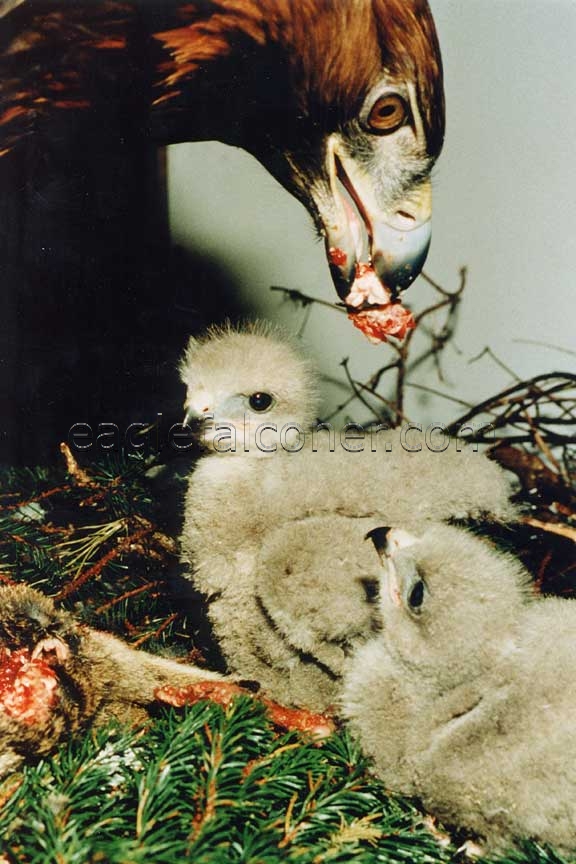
365,524,532,687
179,323,319,455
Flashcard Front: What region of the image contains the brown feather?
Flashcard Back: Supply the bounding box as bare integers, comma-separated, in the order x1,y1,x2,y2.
152,0,442,152
1,0,442,154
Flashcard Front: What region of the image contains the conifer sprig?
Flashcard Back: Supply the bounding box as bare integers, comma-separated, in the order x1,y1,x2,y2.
0,699,570,863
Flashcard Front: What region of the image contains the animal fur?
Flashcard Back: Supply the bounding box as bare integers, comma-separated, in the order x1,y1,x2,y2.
0,583,223,777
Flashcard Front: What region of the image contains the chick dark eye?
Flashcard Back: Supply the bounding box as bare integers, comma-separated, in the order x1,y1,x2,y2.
248,392,274,412
408,580,425,611
367,94,408,134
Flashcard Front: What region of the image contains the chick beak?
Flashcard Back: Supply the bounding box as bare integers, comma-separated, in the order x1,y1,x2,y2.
366,528,419,608
365,526,392,562
182,404,212,433
325,137,432,304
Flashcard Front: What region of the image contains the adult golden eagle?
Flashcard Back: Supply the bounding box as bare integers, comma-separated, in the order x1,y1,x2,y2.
0,0,443,457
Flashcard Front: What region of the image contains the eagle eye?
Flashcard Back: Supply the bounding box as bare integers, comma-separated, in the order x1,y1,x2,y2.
367,94,408,134
248,392,274,412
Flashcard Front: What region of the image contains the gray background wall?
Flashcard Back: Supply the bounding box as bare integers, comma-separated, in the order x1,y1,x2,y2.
167,0,576,425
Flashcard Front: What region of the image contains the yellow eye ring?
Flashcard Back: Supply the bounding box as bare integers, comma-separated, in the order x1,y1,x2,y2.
367,94,408,134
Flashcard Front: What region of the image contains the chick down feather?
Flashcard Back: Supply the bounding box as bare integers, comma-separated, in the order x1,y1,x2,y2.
180,323,518,711
342,524,576,854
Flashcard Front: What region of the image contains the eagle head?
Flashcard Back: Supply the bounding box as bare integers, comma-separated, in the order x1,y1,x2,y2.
240,0,445,308
1,0,444,338
152,0,444,334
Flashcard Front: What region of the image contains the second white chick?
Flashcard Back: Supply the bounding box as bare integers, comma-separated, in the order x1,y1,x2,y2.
342,524,576,854
179,323,517,711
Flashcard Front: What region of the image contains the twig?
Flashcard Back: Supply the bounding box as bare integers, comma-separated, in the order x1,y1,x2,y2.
340,358,381,421
468,346,521,382
57,524,154,599
513,338,576,357
420,266,467,300
132,612,180,648
447,373,576,435
94,581,164,615
270,285,344,313
522,517,576,543
353,379,411,424
5,484,72,511
59,442,94,487
405,383,474,410
523,411,569,482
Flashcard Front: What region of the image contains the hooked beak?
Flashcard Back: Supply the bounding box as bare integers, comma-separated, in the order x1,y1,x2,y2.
365,526,392,561
365,527,418,608
182,402,213,430
366,527,419,560
325,137,432,303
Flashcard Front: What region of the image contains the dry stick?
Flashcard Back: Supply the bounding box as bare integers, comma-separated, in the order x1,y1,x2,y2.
132,612,180,648
353,378,411,424
340,358,381,420
513,338,576,358
270,275,574,464
496,402,576,444
366,360,401,391
296,302,313,339
81,482,122,509
405,382,474,410
4,484,73,512
270,285,345,313
466,360,576,430
94,581,164,615
393,268,466,423
270,270,466,427
534,549,554,591
523,516,576,543
389,339,407,426
420,268,464,299
470,434,574,446
469,345,522,382
507,380,576,428
523,410,569,482
447,373,576,435
406,278,466,379
496,415,575,427
322,392,358,423
59,442,94,487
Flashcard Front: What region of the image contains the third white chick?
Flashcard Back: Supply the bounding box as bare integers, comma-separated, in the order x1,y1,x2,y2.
179,323,517,711
342,525,576,854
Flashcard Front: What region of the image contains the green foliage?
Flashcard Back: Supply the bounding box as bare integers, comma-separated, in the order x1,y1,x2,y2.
0,699,572,863
0,456,574,863
0,453,217,663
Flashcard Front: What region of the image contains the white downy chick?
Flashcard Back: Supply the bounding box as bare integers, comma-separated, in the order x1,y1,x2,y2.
179,323,517,711
342,524,576,854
